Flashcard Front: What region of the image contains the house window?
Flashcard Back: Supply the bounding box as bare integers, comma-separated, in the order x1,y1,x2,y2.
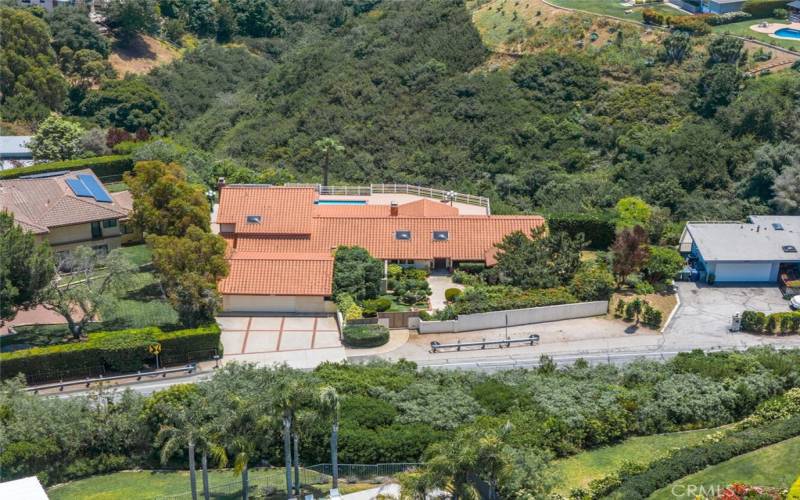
395,230,411,240
246,215,262,224
433,231,449,241
91,221,102,239
102,219,118,228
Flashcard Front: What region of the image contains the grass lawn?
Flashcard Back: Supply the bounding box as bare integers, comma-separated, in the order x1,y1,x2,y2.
379,294,412,312
548,0,688,22
551,428,712,494
712,17,800,51
47,468,376,500
650,436,800,499
117,244,153,268
103,181,129,193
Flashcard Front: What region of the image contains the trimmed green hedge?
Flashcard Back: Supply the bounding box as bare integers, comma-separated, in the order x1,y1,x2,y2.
741,310,800,335
601,415,800,499
343,324,390,348
546,212,615,250
0,155,133,181
0,324,220,382
743,0,790,17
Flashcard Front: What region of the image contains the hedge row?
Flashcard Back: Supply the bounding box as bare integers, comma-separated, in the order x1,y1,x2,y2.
545,212,616,250
452,286,578,316
743,0,791,17
342,324,390,348
601,415,800,499
740,310,800,335
0,324,221,382
0,155,133,181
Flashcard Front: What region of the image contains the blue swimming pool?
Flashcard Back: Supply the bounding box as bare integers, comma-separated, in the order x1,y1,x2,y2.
774,28,800,39
315,200,367,205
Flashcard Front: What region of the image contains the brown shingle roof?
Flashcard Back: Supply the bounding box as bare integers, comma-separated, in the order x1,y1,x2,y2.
218,252,334,296
0,169,129,233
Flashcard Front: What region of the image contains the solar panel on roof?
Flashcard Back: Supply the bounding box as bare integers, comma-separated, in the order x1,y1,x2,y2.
66,178,92,197
77,174,112,203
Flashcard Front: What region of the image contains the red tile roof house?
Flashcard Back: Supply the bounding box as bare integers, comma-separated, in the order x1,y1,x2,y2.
0,169,133,262
216,184,545,314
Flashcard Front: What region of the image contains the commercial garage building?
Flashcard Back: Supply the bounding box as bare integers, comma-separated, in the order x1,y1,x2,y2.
680,216,800,283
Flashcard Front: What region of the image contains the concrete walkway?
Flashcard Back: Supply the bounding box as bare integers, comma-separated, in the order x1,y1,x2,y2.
427,275,463,311
341,483,400,500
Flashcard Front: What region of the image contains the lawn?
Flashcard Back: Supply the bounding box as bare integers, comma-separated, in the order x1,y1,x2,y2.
379,294,412,312
649,436,800,499
48,468,375,500
103,181,129,193
117,244,153,268
548,0,688,22
551,428,712,494
712,17,800,51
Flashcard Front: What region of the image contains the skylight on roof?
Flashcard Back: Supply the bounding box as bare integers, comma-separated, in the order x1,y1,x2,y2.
783,245,798,253
246,215,262,224
433,231,449,241
773,223,784,231
396,230,411,240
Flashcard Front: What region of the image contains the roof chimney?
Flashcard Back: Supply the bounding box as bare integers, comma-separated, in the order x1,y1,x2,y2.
390,201,399,217
217,177,226,190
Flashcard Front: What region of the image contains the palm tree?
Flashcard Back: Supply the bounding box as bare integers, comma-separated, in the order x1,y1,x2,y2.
318,386,340,490
197,420,228,500
155,406,202,500
271,369,313,498
314,137,344,186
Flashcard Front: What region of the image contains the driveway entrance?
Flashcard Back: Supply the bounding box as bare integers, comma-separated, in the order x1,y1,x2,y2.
217,315,345,368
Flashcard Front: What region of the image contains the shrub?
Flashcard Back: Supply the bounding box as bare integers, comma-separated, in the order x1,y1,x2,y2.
394,279,432,305
402,268,429,280
387,264,403,279
602,415,800,499
743,0,792,18
456,262,486,274
706,11,752,24
740,310,800,334
634,280,655,295
624,298,643,321
0,324,220,382
546,212,616,250
773,7,788,18
444,288,463,302
0,155,133,180
342,324,390,348
337,294,363,321
571,266,616,301
642,304,663,329
362,297,392,316
452,286,577,315
671,15,713,34
615,298,626,317
452,270,483,286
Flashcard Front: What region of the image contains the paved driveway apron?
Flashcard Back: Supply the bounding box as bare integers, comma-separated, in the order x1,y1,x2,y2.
667,282,789,338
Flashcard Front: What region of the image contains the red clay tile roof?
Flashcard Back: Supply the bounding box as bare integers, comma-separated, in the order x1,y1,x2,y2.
217,186,545,296
218,252,334,296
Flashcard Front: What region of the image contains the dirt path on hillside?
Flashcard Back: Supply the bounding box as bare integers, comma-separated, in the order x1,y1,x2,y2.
109,34,180,77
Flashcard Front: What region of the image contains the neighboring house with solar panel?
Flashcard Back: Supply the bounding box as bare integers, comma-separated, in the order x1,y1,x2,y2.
0,169,133,262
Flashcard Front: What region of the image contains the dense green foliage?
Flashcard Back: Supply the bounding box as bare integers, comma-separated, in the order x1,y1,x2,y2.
741,310,800,335
0,324,221,382
2,349,800,490
332,246,383,302
0,213,54,320
0,154,133,180
342,324,390,348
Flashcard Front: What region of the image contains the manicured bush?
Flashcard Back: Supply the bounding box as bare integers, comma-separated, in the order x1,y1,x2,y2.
602,415,800,499
0,155,133,180
642,304,663,329
361,297,392,317
0,324,221,382
706,11,752,24
342,324,390,348
615,298,626,317
444,288,463,302
740,310,800,334
402,268,429,280
452,286,578,315
456,262,486,274
452,270,483,287
546,212,616,250
387,263,403,279
741,310,767,332
571,266,616,301
670,15,713,34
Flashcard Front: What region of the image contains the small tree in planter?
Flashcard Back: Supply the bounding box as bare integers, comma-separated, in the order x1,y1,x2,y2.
615,298,626,318
624,298,644,323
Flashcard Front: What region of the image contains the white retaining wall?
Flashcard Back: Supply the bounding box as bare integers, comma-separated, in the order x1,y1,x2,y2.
417,301,609,333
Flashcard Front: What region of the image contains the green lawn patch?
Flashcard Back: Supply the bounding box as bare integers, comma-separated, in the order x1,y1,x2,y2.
551,428,712,494
649,436,800,499
712,17,800,50
103,181,129,193
548,0,688,22
47,468,373,500
379,294,412,312
117,244,152,268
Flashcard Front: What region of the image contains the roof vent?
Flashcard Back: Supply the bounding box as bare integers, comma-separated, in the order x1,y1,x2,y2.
783,245,797,253
246,215,262,224
773,223,784,231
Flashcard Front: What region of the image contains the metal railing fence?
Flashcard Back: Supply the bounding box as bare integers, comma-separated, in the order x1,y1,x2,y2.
284,183,490,210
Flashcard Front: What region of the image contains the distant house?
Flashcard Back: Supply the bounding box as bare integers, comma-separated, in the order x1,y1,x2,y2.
17,0,90,11
680,216,800,283
216,184,545,313
700,0,746,14
0,169,133,261
0,136,33,170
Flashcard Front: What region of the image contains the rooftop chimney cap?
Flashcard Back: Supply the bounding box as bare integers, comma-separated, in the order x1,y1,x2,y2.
217,177,226,188
390,201,399,216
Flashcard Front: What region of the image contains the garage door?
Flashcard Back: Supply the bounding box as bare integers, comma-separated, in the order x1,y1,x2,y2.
714,263,773,282
223,295,335,313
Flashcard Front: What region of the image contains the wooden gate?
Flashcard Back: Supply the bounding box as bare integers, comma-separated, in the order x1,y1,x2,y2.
377,311,420,329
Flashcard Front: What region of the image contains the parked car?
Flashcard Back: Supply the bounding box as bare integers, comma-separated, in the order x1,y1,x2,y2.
791,295,800,310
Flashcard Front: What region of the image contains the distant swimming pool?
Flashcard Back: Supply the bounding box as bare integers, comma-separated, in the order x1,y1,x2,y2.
315,200,367,205
774,28,800,39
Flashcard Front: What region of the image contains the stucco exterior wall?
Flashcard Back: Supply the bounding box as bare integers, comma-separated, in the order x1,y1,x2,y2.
222,294,336,313
418,301,609,333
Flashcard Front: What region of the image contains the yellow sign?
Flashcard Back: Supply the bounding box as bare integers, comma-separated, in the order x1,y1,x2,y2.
148,343,162,355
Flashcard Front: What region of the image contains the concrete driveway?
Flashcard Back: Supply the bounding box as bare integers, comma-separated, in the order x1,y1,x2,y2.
666,282,790,338
427,274,463,311
217,315,345,369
